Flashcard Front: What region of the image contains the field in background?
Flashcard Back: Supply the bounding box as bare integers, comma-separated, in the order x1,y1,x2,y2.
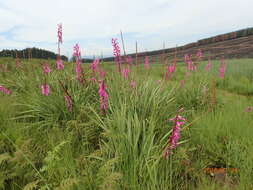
0,57,253,190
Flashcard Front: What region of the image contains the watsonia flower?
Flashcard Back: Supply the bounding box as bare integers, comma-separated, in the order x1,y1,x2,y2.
43,63,52,74
73,44,84,83
196,49,203,60
0,85,12,95
126,56,133,65
219,59,227,78
184,54,190,64
75,63,83,82
99,70,106,79
144,56,150,69
41,84,50,96
91,58,100,73
205,59,212,71
164,112,186,159
59,80,73,112
57,23,63,44
185,54,196,71
73,43,81,58
56,56,64,70
98,80,109,113
112,38,122,72
122,67,130,79
57,23,63,65
64,95,73,112
165,64,176,80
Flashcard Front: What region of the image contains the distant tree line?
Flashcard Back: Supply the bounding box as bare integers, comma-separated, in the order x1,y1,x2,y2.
69,56,94,63
81,58,94,63
0,47,68,61
103,27,253,62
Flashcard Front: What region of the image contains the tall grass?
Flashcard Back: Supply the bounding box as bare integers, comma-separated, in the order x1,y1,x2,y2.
0,58,253,189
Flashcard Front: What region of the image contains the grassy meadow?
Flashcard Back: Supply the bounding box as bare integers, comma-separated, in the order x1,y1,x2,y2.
0,57,253,190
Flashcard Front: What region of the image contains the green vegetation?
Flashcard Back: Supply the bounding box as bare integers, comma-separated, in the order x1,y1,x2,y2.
0,58,253,189
0,48,68,61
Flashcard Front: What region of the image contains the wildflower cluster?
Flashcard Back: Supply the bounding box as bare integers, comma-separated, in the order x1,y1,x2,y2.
73,44,84,83
98,80,109,114
0,85,12,95
112,38,122,72
164,112,186,159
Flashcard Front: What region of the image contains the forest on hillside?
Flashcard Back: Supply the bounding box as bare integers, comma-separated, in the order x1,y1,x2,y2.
0,47,68,61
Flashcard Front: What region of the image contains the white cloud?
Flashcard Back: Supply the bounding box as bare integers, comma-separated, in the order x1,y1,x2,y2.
0,0,252,56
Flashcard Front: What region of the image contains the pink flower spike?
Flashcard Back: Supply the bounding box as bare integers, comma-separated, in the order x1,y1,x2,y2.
98,80,109,113
126,56,133,64
165,64,176,80
91,58,100,73
196,49,203,60
57,24,63,44
73,44,81,58
112,38,122,72
43,63,52,74
75,64,83,83
169,115,186,122
56,58,64,70
184,54,190,64
41,84,50,96
205,59,212,71
144,56,150,69
164,113,186,159
122,67,130,79
73,44,84,83
0,85,12,95
219,59,227,78
185,54,196,72
99,70,106,79
64,95,73,112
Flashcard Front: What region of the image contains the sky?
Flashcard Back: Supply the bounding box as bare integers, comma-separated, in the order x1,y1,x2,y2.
0,0,252,58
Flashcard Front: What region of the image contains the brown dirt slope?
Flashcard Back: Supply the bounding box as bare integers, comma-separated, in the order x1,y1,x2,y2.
163,35,253,61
